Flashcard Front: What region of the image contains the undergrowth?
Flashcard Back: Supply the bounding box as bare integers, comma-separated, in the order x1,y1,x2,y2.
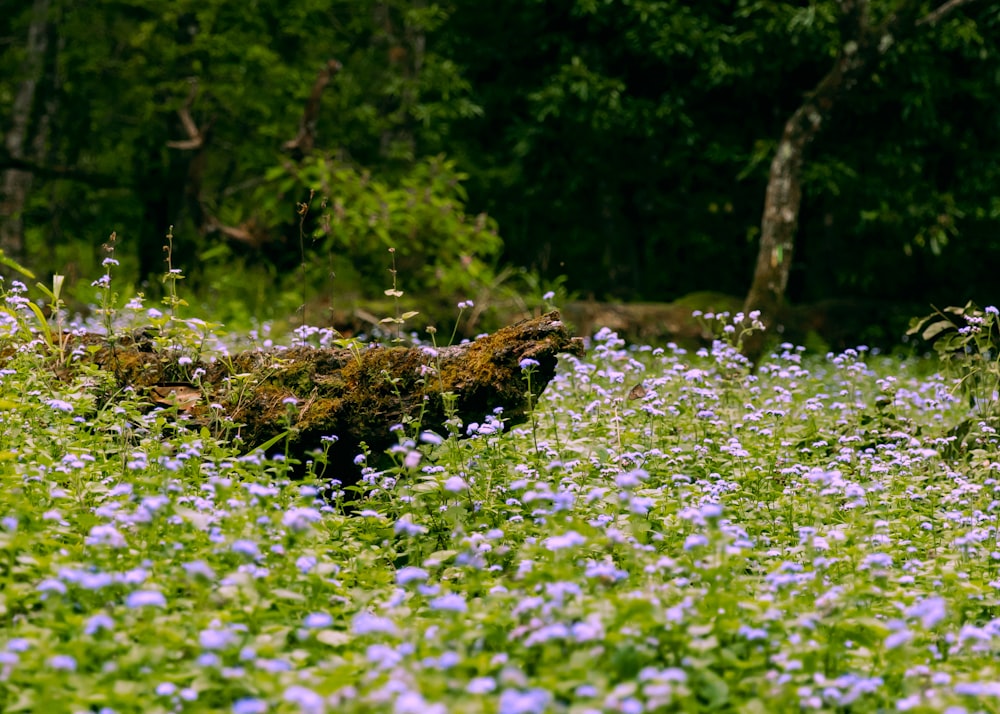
0,255,999,713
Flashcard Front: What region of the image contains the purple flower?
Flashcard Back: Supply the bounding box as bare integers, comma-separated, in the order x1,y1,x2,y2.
231,540,260,558
86,524,126,548
429,593,467,612
907,596,947,629
352,612,397,636
126,590,166,608
519,358,540,371
296,556,317,573
303,612,333,629
394,515,428,536
48,654,77,671
183,560,216,580
544,531,586,551
615,469,648,489
467,677,497,694
46,399,74,413
199,628,237,650
395,566,429,585
282,507,322,532
37,578,67,595
885,629,912,650
403,450,422,469
499,688,551,714
684,534,709,550
85,613,115,635
284,685,325,713
366,643,403,669
232,698,268,714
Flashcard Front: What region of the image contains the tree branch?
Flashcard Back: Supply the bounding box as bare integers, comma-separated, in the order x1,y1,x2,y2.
283,59,342,158
0,150,125,188
917,0,980,27
166,79,207,150
203,214,268,248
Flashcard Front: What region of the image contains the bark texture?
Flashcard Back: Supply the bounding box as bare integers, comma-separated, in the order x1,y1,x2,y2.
65,311,582,487
742,0,982,363
1,0,51,265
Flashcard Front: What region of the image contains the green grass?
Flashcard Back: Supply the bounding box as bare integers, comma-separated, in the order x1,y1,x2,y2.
1,285,999,714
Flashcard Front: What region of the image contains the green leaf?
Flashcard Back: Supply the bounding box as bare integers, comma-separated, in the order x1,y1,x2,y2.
25,302,52,346
250,430,292,455
0,250,35,280
697,669,730,708
921,320,955,341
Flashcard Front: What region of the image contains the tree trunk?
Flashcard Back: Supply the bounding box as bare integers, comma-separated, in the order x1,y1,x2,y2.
741,0,981,363
374,0,424,161
53,311,582,489
1,0,51,267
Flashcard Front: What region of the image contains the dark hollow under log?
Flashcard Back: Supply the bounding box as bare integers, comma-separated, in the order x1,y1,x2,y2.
66,311,583,487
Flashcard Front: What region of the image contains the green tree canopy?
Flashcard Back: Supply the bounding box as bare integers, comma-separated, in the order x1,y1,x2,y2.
1,0,998,316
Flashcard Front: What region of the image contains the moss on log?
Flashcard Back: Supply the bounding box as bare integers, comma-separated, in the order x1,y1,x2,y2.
67,311,583,486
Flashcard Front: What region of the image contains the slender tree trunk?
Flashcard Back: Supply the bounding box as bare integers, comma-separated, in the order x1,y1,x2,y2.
741,0,981,363
742,105,815,328
1,0,51,266
374,0,424,161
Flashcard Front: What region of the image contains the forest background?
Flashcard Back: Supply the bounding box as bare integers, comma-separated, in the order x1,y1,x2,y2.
2,0,999,342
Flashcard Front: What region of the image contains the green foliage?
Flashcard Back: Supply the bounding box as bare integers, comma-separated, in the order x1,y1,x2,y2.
908,301,1000,417
442,0,1000,302
257,154,502,299
4,287,1000,711
3,0,999,311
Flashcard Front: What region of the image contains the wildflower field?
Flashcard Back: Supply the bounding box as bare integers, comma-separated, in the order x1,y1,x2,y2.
2,289,1000,714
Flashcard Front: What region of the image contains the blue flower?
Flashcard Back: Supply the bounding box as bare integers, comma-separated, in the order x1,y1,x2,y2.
466,677,497,694
46,399,74,413
85,613,115,635
199,628,236,650
352,612,397,635
395,566,429,585
394,515,428,536
126,590,166,608
282,507,322,532
544,531,586,551
429,593,467,612
283,685,325,713
231,540,260,558
232,698,268,714
48,654,77,671
499,688,551,714
37,578,67,595
303,612,333,629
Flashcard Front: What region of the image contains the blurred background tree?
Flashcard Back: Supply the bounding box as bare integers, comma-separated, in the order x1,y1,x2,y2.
1,0,998,330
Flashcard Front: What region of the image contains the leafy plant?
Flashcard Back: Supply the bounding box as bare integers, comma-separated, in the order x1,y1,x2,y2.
908,301,1000,416
255,154,503,303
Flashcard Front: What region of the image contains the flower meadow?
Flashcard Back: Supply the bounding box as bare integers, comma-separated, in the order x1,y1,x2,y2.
3,288,1000,714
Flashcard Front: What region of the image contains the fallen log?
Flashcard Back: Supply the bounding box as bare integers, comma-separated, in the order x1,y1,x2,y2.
67,311,583,487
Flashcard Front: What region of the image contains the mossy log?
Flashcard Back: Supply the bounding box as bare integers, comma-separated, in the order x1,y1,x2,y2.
68,311,583,486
